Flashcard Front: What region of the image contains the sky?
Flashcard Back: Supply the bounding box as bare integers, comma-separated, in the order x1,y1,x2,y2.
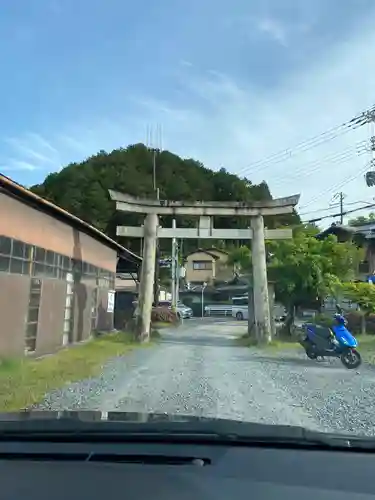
1,0,375,227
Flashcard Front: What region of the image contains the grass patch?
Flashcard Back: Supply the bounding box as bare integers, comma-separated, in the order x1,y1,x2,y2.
152,321,172,329
235,333,300,350
356,335,375,364
150,328,162,339
0,331,147,412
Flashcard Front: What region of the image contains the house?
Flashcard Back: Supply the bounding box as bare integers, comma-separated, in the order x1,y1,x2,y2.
184,248,233,286
0,173,141,357
316,222,375,281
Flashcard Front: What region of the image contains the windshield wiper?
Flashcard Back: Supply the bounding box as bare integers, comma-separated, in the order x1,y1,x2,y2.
0,418,363,449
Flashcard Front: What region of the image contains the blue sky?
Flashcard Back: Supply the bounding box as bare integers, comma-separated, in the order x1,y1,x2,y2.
2,0,375,225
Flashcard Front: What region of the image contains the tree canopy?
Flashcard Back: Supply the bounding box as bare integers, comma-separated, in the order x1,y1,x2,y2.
30,143,300,254
349,213,375,226
228,224,363,315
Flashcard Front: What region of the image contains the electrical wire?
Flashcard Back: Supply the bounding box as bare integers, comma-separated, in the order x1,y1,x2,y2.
303,202,375,224
235,104,375,179
299,160,372,210
270,142,367,189
299,200,375,217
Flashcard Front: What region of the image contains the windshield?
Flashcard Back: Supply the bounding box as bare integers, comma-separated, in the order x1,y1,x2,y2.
1,0,375,440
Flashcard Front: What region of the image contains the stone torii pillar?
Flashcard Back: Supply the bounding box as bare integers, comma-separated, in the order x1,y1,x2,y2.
109,191,300,343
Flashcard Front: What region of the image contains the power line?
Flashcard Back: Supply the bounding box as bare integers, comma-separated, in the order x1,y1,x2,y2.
299,199,375,217
270,142,367,189
235,104,375,179
303,202,375,224
298,201,373,217
300,160,372,210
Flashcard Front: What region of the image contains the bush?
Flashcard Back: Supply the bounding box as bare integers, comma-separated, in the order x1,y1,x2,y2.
314,314,332,328
315,311,375,335
151,307,179,324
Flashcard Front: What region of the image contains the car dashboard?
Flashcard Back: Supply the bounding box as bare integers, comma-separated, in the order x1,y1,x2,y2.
0,438,375,499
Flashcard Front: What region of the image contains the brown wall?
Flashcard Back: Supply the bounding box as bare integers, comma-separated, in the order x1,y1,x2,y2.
0,193,118,357
0,193,117,272
185,252,215,283
185,250,233,283
0,274,29,356
97,288,114,331
36,279,66,356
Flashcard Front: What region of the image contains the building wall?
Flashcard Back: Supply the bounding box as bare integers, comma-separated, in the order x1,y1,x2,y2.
0,193,117,272
185,252,216,284
185,250,233,284
0,192,118,357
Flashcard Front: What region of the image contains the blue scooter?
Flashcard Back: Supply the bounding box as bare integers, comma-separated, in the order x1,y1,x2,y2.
299,306,361,369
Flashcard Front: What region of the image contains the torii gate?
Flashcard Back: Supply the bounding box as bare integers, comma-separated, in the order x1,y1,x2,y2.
109,191,300,343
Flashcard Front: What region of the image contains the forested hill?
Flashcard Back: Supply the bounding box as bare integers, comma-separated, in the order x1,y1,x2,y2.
30,143,300,254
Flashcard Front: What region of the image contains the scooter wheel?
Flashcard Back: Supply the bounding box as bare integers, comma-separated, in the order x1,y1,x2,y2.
306,349,318,360
341,349,362,369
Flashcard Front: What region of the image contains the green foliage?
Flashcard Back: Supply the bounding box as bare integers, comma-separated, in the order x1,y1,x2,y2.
349,213,375,226
340,282,375,316
227,245,251,272
267,227,362,309
227,225,361,311
30,144,300,254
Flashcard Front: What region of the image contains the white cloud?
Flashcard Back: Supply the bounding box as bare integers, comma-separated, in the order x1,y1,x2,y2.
256,17,289,46
25,133,59,155
117,12,375,227
4,137,54,164
2,160,40,171
5,7,375,229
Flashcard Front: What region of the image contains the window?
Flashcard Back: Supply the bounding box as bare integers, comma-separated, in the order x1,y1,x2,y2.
0,255,10,272
10,258,24,274
193,261,212,270
0,235,115,283
25,278,42,353
45,250,55,266
32,262,45,278
232,296,248,306
12,239,29,259
34,246,46,263
0,236,11,255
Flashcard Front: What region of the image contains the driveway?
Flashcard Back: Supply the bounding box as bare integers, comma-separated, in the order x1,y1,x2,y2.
37,318,375,436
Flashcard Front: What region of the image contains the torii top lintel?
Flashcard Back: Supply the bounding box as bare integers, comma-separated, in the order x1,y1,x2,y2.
108,190,300,217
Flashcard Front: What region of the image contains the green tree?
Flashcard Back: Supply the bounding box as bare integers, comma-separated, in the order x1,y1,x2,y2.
266,227,362,332
227,245,251,274
340,282,375,333
349,213,375,226
30,143,301,255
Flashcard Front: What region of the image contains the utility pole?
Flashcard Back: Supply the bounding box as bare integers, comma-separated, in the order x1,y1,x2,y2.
331,192,345,224
339,192,344,224
171,219,177,309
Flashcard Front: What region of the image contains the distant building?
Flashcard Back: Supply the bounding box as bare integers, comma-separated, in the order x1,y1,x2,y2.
184,247,233,286
0,174,141,357
316,222,375,281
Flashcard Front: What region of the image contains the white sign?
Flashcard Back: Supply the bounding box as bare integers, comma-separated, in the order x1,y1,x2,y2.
107,291,115,313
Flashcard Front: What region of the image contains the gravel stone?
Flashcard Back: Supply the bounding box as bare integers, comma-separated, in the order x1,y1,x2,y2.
36,319,375,436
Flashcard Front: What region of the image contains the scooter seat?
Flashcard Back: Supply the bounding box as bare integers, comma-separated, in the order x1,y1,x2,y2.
308,324,332,340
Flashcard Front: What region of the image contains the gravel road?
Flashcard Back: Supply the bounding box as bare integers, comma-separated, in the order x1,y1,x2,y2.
37,318,375,436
